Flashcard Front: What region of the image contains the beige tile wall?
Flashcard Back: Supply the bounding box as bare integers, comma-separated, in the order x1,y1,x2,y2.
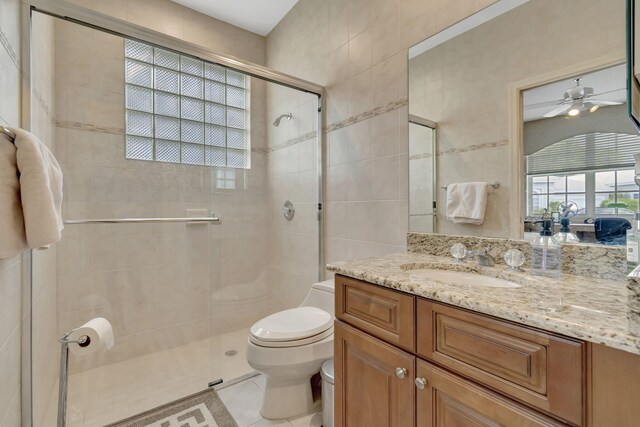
409,0,626,238
266,0,504,275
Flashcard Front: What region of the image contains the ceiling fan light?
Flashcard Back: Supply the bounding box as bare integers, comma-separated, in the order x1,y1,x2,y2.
567,100,582,116
589,103,599,113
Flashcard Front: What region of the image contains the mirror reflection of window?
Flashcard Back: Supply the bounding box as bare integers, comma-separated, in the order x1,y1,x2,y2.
523,64,640,241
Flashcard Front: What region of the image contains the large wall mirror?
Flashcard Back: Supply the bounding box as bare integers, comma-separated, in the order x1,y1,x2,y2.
408,0,636,245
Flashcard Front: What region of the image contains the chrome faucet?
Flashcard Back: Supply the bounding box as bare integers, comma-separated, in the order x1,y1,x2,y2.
465,247,496,267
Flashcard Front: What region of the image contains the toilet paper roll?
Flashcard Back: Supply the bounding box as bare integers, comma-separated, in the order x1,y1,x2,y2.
67,317,114,356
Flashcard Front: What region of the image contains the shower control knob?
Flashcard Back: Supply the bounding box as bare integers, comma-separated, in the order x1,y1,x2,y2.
395,367,407,379
282,200,295,221
415,377,428,390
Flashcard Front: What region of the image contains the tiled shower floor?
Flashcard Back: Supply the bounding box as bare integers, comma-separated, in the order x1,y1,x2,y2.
42,328,254,427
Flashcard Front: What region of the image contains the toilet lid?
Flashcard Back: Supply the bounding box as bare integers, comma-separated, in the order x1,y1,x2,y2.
250,307,333,342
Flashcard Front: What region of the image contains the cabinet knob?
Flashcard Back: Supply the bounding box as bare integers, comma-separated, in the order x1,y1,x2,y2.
415,377,428,390
395,367,407,379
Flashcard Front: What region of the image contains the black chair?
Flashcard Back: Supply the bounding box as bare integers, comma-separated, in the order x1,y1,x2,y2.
592,217,632,245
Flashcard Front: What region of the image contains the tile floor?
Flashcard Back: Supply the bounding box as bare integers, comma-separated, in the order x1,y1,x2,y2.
217,374,323,427
40,328,255,426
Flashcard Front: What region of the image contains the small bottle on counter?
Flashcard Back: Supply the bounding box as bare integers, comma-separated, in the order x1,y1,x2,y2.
627,213,640,272
531,219,561,278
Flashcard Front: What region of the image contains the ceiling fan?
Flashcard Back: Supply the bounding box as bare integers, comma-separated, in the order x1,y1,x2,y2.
542,78,623,118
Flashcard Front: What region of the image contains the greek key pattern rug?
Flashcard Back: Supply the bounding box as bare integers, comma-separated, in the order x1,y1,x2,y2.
106,388,238,427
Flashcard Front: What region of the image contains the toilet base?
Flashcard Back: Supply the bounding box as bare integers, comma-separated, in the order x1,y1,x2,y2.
260,375,320,420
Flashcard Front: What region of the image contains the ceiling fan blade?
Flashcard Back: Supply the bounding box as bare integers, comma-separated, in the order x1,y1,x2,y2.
588,99,623,106
526,99,567,108
543,104,570,118
587,88,627,98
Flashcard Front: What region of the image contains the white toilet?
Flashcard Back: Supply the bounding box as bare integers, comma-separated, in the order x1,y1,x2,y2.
246,279,334,420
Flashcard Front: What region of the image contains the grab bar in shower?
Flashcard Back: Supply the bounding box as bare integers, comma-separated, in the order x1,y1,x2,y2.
63,216,220,225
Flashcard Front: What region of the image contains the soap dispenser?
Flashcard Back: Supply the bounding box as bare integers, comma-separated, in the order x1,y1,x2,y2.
553,218,580,243
531,219,562,277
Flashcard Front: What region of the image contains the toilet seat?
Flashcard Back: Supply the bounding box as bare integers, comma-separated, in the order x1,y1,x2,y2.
249,307,333,348
249,326,334,348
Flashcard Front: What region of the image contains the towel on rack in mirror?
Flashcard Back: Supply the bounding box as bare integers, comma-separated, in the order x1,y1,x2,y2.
0,128,63,258
445,182,488,225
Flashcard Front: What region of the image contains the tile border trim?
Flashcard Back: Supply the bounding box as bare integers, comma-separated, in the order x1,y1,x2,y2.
325,98,408,134
54,120,125,135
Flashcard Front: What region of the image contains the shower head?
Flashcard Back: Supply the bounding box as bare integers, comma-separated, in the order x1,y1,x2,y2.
273,113,292,127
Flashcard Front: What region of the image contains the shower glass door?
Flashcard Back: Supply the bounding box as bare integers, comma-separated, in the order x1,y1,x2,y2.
29,12,223,427
29,7,322,426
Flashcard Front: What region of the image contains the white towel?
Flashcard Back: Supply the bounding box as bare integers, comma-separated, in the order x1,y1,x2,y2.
0,133,27,258
445,182,488,225
0,128,63,258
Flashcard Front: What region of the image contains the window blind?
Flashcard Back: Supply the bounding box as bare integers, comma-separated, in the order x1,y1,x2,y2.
526,132,640,175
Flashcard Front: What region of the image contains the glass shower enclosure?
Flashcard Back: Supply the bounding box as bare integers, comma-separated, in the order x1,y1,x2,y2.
27,5,323,426
408,115,437,233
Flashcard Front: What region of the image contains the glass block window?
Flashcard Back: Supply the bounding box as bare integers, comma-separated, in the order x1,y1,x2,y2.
124,40,250,168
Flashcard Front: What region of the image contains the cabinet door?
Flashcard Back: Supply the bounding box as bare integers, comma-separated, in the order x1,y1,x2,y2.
335,321,415,427
415,359,566,427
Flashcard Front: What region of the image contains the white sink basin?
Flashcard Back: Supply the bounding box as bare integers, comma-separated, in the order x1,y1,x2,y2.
410,269,522,288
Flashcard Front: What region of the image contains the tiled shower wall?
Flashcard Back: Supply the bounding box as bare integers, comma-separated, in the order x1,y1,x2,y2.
265,85,320,308
409,0,625,238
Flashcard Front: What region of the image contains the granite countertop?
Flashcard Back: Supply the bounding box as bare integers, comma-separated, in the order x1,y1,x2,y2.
327,252,640,356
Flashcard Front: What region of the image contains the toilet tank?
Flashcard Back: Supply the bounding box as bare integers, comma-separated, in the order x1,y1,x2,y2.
300,279,335,316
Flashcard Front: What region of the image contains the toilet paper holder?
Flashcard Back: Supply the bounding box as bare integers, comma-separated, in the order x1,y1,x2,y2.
57,330,88,427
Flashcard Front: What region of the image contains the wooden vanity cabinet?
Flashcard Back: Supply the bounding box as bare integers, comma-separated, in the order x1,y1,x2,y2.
334,275,585,427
